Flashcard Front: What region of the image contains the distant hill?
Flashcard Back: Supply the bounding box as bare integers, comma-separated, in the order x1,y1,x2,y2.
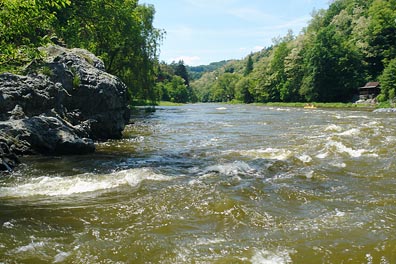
187,60,231,80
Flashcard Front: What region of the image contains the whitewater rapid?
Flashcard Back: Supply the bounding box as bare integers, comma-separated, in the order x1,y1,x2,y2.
1,104,395,263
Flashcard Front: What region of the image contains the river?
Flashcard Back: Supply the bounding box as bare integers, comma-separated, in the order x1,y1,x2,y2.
1,104,395,263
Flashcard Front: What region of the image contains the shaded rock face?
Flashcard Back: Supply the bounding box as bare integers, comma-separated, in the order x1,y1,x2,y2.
0,45,130,171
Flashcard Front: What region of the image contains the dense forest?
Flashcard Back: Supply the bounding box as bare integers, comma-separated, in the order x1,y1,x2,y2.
154,60,230,103
0,0,163,103
157,0,395,104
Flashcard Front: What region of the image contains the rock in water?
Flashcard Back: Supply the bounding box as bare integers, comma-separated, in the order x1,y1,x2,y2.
41,45,130,139
0,45,131,171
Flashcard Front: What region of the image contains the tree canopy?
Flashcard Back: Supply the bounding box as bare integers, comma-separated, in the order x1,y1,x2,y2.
0,0,163,103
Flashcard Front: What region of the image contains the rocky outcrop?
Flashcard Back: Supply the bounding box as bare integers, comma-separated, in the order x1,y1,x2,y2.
0,45,130,171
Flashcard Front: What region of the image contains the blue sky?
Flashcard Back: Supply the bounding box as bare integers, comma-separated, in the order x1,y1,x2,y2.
140,0,330,66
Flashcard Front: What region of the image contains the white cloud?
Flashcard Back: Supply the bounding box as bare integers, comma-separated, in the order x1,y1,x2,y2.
169,56,201,66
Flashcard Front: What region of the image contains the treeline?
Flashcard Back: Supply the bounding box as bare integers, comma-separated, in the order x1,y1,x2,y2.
191,0,396,103
153,60,231,103
154,61,198,103
0,0,162,102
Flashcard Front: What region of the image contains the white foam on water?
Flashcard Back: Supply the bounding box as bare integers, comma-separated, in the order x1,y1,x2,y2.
326,141,367,158
275,108,291,112
54,251,71,263
239,148,292,161
123,168,169,187
0,168,169,198
205,161,256,176
325,124,343,132
305,170,314,179
15,241,45,253
366,253,373,264
316,152,329,159
346,115,369,119
216,107,227,110
2,221,14,229
194,237,226,246
385,136,396,142
297,154,312,163
330,161,347,168
335,208,345,217
338,128,360,136
251,249,293,264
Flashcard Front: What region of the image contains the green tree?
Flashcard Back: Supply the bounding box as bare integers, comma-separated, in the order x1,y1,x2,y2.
54,0,163,102
165,76,189,103
366,0,396,79
257,42,290,102
173,60,190,86
1,0,162,103
235,77,255,103
0,0,71,71
282,35,306,102
378,58,396,101
211,73,239,102
244,54,254,76
301,25,364,102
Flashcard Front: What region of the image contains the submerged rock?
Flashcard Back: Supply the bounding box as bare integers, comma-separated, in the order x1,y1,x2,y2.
0,45,130,171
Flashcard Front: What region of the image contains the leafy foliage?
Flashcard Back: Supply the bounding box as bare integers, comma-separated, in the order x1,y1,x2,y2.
155,61,197,103
0,0,162,103
379,59,396,102
0,0,70,71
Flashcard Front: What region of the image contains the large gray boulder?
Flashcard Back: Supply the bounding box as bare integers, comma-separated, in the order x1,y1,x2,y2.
41,45,130,139
0,45,131,171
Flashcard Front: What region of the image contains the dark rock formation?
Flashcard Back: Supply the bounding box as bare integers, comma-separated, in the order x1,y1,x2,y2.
0,133,22,172
0,45,130,171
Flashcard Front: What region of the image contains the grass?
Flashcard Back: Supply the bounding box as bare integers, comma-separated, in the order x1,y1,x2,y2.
130,100,185,107
157,101,185,106
376,101,395,109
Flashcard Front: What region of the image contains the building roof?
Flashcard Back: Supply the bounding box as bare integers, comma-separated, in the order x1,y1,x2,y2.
359,82,380,89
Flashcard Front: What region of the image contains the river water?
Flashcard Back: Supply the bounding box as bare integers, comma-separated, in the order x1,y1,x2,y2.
1,104,396,263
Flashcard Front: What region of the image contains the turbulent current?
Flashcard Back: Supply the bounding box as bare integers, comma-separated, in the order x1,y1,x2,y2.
1,104,396,263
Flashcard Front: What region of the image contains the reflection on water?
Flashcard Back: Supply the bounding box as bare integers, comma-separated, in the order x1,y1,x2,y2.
1,104,396,263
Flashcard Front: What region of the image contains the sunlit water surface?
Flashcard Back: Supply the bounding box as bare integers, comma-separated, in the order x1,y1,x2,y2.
1,104,396,263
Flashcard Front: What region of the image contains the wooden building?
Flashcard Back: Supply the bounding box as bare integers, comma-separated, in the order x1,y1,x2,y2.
358,82,381,100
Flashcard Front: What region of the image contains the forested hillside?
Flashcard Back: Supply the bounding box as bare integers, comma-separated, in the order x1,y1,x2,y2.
190,0,396,103
0,0,162,102
187,61,231,81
